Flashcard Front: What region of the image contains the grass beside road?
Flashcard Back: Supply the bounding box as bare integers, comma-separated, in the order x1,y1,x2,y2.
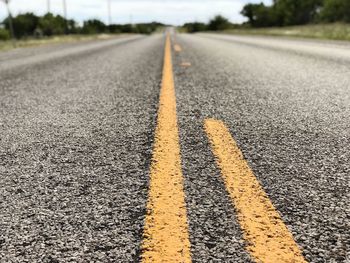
0,34,126,52
221,23,350,41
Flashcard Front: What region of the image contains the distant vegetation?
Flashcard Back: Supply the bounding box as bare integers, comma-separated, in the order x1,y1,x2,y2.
182,0,350,33
241,0,350,27
0,12,164,40
223,23,350,41
183,16,236,33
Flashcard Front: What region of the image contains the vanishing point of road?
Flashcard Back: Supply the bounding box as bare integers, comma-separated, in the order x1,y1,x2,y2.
0,31,349,262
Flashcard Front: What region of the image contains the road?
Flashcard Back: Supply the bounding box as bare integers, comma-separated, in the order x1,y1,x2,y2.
0,33,349,262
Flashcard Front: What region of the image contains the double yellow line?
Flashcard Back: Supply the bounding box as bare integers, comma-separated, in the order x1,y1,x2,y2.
142,34,307,263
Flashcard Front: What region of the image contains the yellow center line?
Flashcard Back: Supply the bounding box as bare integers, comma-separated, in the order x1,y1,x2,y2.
204,119,307,263
141,34,192,263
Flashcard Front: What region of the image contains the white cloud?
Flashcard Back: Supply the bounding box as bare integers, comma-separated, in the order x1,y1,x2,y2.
0,0,272,25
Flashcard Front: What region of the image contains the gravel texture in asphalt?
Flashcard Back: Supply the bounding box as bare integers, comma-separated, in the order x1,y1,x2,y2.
173,33,350,263
0,32,349,262
0,35,163,262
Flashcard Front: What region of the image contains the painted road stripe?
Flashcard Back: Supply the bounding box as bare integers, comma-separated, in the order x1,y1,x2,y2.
204,119,307,263
174,44,182,52
180,62,191,68
142,34,192,263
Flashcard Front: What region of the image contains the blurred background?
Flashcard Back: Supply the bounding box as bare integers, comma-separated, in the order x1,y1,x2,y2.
0,0,349,49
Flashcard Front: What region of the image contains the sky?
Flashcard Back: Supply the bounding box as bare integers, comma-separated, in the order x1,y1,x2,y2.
0,0,271,25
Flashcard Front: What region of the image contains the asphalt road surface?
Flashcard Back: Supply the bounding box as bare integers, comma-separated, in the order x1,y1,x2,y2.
0,33,349,262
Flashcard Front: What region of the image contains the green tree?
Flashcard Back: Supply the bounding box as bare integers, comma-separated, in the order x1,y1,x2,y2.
241,0,323,27
134,23,160,34
3,13,39,38
241,3,276,27
82,19,107,34
208,15,231,31
241,4,256,24
38,13,66,36
273,0,322,26
120,24,133,33
66,19,79,34
320,0,350,22
183,22,207,33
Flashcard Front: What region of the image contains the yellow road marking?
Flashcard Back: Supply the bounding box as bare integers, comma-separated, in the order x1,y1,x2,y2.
174,44,182,52
142,34,191,263
204,119,307,263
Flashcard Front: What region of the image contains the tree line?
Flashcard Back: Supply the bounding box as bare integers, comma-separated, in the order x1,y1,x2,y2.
241,0,350,27
182,0,350,33
182,15,234,33
0,12,164,40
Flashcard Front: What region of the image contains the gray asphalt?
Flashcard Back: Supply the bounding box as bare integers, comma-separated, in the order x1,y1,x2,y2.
0,33,349,262
0,35,163,262
174,33,350,263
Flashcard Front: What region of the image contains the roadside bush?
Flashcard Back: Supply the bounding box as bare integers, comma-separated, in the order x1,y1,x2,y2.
0,28,10,40
134,22,163,34
182,22,207,33
108,22,163,34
